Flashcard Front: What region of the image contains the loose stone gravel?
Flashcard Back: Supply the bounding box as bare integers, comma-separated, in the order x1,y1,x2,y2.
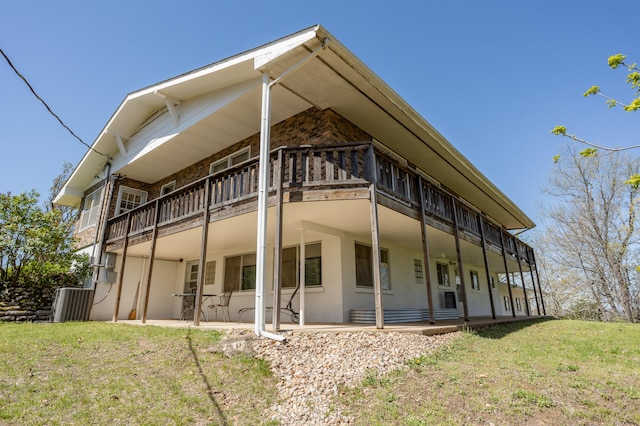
215,330,459,425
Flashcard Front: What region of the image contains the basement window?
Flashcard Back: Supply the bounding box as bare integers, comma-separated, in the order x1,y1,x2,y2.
281,243,322,289
414,259,423,285
436,262,450,288
224,253,256,291
355,242,390,290
470,270,480,292
504,296,511,312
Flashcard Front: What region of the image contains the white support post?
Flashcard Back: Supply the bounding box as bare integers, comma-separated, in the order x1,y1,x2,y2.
254,38,328,341
254,72,284,341
299,228,306,327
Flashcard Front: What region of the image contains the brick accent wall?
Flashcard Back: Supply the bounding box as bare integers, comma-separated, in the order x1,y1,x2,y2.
150,108,370,200
73,107,371,247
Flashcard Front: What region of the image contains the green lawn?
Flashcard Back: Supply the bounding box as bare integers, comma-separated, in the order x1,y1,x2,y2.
1,319,638,425
0,323,276,425
338,318,640,425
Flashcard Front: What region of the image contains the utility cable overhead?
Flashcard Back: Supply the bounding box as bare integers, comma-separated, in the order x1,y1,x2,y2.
0,47,108,159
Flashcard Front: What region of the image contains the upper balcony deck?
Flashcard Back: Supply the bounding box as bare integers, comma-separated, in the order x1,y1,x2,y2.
105,141,534,264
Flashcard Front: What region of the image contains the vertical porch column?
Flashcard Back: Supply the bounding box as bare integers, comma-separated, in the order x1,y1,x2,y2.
142,200,161,324
417,177,436,324
531,249,547,315
478,216,497,319
450,196,470,322
194,178,212,326
499,229,516,318
272,149,285,331
367,144,384,329
299,228,306,327
112,212,132,322
527,247,541,315
515,243,531,316
255,71,272,336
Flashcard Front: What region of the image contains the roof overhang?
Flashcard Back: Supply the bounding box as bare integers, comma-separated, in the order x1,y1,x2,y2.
55,25,534,230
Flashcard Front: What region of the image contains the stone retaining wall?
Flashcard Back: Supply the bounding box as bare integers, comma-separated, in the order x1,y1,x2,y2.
0,284,79,322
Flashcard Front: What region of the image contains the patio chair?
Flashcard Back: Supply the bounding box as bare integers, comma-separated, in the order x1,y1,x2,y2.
237,285,300,323
209,289,233,322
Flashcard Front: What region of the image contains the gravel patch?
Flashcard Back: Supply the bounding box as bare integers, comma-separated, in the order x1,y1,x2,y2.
215,329,460,425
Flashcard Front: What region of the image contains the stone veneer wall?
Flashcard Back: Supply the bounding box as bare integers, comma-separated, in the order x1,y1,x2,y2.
0,284,77,322
74,107,371,248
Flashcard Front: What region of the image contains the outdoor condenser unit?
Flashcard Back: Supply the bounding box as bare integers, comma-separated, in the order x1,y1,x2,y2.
51,288,94,322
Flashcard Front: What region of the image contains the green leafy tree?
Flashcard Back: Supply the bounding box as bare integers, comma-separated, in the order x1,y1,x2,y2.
552,54,640,186
46,161,77,238
0,190,86,289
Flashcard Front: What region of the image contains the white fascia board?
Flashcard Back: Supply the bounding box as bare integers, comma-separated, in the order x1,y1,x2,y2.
131,27,320,100
53,185,84,207
253,28,320,70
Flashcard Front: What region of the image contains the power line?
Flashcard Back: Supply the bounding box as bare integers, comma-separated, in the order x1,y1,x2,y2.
0,47,108,159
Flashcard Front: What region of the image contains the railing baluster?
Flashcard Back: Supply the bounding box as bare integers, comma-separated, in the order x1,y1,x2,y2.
313,152,322,182
337,151,346,181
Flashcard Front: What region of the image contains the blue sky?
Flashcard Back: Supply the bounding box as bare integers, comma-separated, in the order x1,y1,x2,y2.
1,1,638,228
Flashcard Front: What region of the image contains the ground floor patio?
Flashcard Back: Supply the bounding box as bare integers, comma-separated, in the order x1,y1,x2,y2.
112,315,549,337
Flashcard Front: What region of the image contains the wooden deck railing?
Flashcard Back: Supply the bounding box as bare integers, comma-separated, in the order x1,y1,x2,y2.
283,143,372,187
105,141,533,260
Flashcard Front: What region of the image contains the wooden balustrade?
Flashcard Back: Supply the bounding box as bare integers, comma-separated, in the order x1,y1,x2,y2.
455,203,480,235
283,143,371,186
376,152,419,203
422,183,453,222
482,221,503,247
104,140,534,258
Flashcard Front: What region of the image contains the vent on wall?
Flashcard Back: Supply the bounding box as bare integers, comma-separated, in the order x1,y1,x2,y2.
51,288,94,322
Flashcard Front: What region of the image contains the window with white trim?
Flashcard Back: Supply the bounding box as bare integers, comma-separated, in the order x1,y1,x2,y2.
504,296,511,312
210,147,250,174
184,261,199,292
516,298,522,312
160,181,176,196
281,243,322,288
79,188,103,230
116,186,148,215
355,242,390,290
204,261,216,286
470,270,480,292
436,262,450,288
184,260,216,292
224,253,256,291
414,259,423,285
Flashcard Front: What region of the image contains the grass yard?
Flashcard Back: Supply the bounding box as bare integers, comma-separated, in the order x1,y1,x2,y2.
0,323,277,425
1,319,639,425
338,318,640,425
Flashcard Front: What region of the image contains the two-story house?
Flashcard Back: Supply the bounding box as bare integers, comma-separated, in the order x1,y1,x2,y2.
54,25,546,331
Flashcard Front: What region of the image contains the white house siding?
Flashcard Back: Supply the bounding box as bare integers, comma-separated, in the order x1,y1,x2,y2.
461,265,493,317
90,257,180,321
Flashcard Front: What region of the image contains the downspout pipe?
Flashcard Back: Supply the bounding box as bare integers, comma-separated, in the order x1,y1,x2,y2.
254,38,329,341
91,161,114,289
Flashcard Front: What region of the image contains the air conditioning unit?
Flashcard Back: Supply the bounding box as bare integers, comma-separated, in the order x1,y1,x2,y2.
51,288,94,322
